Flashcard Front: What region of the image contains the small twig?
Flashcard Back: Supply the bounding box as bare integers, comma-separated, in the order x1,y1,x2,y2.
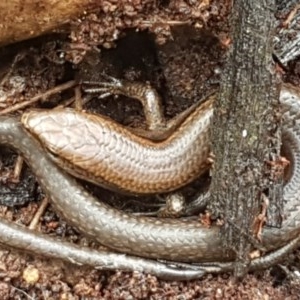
74,85,82,111
0,80,76,115
12,155,24,183
29,197,49,230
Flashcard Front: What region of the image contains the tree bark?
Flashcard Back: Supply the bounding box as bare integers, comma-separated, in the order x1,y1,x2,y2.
208,1,281,277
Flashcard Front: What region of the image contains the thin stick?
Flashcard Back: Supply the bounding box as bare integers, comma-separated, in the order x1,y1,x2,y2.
29,197,49,230
0,80,76,115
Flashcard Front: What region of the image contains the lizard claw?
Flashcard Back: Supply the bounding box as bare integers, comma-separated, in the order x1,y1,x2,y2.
81,73,123,98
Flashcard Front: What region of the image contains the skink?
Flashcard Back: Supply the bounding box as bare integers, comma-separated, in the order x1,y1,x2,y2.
0,84,299,266
21,93,213,195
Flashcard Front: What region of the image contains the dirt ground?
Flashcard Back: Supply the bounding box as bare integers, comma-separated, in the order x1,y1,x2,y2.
0,1,300,299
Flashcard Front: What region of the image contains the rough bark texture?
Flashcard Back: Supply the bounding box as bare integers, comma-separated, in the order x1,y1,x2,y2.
208,1,281,277
0,0,98,46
